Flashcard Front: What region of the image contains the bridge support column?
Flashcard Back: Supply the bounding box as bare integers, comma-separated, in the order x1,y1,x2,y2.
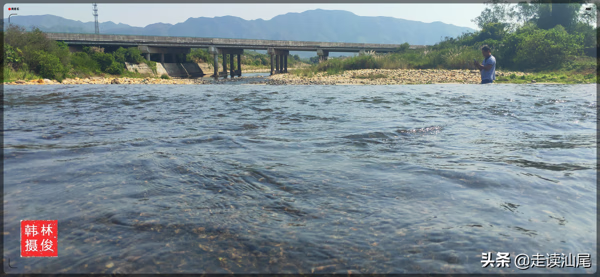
230,53,235,78
222,54,227,78
209,46,220,79
270,54,274,75
212,48,243,79
214,53,218,79
317,49,329,63
269,48,289,75
267,48,289,75
146,53,150,61
160,54,165,63
237,54,242,77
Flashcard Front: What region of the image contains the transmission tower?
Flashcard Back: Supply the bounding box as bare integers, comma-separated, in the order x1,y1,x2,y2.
92,3,99,34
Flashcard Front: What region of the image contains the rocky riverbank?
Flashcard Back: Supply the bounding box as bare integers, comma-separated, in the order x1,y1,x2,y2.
265,69,530,85
4,69,532,85
4,76,259,85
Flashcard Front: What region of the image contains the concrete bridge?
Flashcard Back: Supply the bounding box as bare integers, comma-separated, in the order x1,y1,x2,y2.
45,33,426,78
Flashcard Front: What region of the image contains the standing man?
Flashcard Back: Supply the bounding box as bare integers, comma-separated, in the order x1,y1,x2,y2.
473,45,496,84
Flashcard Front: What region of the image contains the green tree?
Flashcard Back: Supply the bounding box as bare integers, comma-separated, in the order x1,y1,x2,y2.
472,0,512,29
33,51,65,81
187,48,213,64
92,52,116,72
475,0,591,31
393,42,411,53
513,25,584,69
260,56,269,65
70,52,101,74
569,22,597,48
105,61,124,75
4,44,23,67
125,47,144,63
4,25,71,72
53,41,71,71
534,1,584,31
478,22,509,41
511,1,540,25
113,47,127,64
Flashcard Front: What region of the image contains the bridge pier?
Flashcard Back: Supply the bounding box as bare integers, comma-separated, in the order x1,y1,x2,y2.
230,54,235,78
160,53,165,63
317,49,329,63
209,47,243,79
237,54,242,77
222,54,227,78
146,53,150,61
268,48,289,75
213,53,219,79
270,54,274,75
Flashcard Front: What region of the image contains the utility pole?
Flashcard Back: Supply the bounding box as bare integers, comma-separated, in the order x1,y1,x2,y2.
93,3,99,34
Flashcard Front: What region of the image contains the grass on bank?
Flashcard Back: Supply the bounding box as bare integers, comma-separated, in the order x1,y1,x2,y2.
292,47,484,77
495,71,597,84
3,67,41,83
290,48,598,84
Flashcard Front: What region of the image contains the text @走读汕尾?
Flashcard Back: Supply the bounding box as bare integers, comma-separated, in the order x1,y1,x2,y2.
481,252,592,270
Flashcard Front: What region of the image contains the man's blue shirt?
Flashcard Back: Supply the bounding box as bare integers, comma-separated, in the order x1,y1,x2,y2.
481,55,496,81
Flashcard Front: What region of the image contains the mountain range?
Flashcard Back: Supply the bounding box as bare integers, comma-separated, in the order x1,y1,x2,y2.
3,9,475,57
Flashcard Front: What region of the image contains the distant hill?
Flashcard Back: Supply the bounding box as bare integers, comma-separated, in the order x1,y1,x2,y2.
3,9,475,57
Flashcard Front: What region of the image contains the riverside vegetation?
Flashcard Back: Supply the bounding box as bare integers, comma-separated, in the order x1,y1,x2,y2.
290,1,598,84
2,1,598,85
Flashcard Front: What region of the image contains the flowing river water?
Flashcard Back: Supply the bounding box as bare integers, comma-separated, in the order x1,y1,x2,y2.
3,83,596,274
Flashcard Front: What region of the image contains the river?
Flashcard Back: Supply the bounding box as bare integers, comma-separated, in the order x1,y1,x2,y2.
3,83,596,274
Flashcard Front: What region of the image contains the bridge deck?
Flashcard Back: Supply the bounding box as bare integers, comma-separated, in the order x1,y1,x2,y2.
45,33,426,52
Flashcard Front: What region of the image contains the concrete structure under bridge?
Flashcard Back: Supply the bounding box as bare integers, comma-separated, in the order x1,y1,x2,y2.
46,33,427,79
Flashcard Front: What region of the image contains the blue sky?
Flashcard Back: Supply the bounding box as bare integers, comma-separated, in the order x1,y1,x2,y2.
4,4,487,30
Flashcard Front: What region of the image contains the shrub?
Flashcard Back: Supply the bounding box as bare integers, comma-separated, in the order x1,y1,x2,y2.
105,61,124,75
513,25,583,70
187,49,213,64
71,52,100,74
33,51,65,81
92,52,116,72
113,47,127,64
125,47,144,64
393,42,410,53
4,44,23,67
160,74,170,79
478,23,508,42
